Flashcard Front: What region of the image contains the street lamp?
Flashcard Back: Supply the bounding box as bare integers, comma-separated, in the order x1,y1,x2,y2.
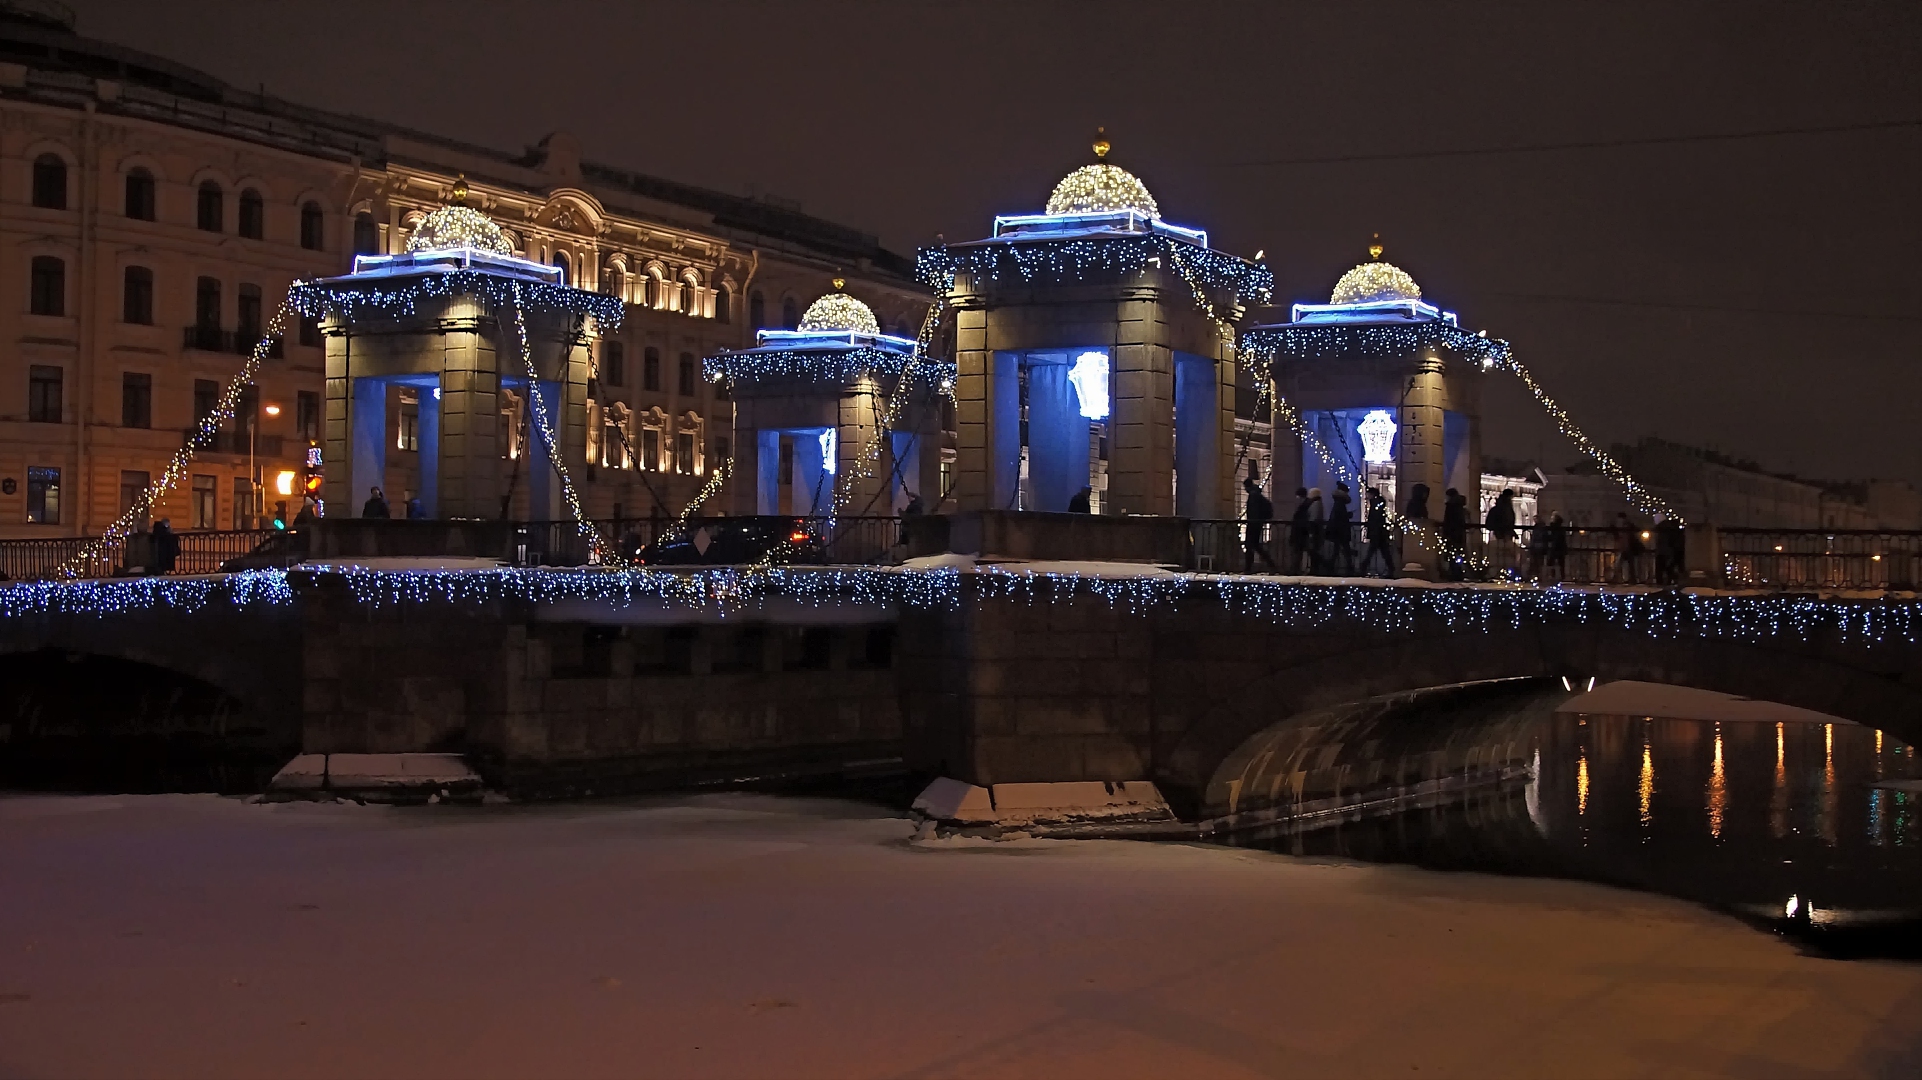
252,402,281,526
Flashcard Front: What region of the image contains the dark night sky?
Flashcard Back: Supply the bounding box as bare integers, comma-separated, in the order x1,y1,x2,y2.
66,0,1922,486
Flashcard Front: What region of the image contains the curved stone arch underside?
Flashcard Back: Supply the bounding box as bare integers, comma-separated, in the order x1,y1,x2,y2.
1159,623,1922,819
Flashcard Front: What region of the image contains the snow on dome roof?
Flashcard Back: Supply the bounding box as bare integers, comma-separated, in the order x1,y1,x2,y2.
1330,260,1422,305
797,289,880,335
407,203,514,256
1045,164,1160,218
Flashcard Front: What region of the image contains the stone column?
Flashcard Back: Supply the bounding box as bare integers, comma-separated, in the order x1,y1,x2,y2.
435,298,501,519
1109,297,1174,517
417,386,440,517
836,377,887,516
950,305,992,511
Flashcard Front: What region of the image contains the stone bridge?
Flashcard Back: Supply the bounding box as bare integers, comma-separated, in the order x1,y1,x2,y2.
1,568,1918,816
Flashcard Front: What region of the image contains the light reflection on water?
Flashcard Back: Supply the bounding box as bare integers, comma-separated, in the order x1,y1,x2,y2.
1226,714,1922,957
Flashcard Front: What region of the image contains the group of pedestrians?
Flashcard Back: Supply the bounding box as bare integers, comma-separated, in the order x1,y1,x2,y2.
1237,465,1680,586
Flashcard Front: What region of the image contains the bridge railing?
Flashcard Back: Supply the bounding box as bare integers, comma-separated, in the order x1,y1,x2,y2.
1720,528,1922,590
0,529,280,581
1190,520,1684,585
509,516,908,568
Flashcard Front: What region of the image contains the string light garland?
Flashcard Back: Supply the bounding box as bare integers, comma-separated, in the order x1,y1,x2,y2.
504,283,612,565
55,302,296,578
1044,163,1161,218
796,291,882,336
916,236,1273,307
7,564,1918,651
289,270,624,330
1329,260,1423,305
405,205,515,255
1241,322,1682,524
704,345,935,387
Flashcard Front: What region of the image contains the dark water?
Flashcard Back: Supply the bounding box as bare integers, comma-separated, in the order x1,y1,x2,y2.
1226,714,1922,958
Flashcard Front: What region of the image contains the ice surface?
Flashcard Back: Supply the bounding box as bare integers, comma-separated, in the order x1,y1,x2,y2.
0,791,1917,1078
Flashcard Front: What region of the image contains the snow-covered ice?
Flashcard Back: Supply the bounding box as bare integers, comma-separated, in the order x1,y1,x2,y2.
1,791,1918,1079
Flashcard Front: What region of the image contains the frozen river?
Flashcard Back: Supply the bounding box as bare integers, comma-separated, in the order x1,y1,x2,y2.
3,791,1921,1078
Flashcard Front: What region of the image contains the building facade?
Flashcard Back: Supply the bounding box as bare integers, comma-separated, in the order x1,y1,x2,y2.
0,8,927,537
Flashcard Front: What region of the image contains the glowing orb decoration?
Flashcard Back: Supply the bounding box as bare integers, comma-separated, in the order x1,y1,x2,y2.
1068,350,1111,420
797,292,881,336
1358,409,1398,464
818,428,838,474
406,204,515,255
1330,261,1422,305
1045,164,1160,218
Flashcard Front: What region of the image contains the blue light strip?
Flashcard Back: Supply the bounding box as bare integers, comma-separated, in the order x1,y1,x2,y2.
917,236,1271,306
1288,299,1459,326
991,209,1209,248
3,566,1917,649
753,329,920,352
290,268,625,333
349,246,563,285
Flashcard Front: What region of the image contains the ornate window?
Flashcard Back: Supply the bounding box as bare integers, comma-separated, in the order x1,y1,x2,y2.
300,202,325,250
715,284,732,325
124,168,156,221
197,180,223,232
238,189,264,239
122,266,153,325
29,256,64,316
31,154,66,210
353,212,379,256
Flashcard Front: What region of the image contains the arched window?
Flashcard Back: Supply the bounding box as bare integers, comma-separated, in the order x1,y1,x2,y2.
196,181,223,232
749,290,765,329
603,266,624,300
553,251,570,286
682,272,702,316
124,168,156,221
299,202,324,250
677,352,696,396
353,212,379,256
646,266,667,309
781,296,799,330
122,266,153,325
238,189,264,239
29,256,65,316
194,276,221,331
643,347,661,391
715,285,732,325
31,154,66,210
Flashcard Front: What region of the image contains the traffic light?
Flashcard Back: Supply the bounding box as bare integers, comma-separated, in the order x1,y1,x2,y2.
272,501,289,530
303,472,322,498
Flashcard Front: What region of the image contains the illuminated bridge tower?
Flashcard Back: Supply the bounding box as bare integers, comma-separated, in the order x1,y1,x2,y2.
1240,243,1500,519
918,134,1270,518
295,191,623,521
709,282,949,518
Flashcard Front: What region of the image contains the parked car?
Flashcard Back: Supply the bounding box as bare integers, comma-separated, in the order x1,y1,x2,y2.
219,529,309,572
635,517,823,566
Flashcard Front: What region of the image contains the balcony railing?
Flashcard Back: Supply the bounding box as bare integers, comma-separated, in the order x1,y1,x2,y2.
182,326,284,358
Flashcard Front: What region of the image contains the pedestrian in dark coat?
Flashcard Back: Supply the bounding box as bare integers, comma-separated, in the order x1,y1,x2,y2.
1066,487,1092,514
362,486,390,519
149,518,179,575
1485,489,1518,579
1242,468,1277,573
1288,487,1313,574
1325,481,1355,576
1441,488,1470,580
1361,487,1396,576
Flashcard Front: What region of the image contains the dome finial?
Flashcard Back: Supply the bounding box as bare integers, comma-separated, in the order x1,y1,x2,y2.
452,174,469,206
1092,126,1111,161
1368,233,1384,261
832,275,846,292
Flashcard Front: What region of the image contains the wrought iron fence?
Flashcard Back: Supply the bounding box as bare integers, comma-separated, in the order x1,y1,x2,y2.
507,516,907,568
0,528,279,581
1187,520,1677,585
1720,529,1922,590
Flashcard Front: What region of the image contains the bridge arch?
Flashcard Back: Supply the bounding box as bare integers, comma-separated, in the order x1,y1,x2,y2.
1156,623,1922,820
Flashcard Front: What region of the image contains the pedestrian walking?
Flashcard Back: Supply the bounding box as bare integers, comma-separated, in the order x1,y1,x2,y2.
1361,487,1396,576
1326,481,1355,575
1242,468,1278,573
1654,513,1685,586
149,518,179,575
404,491,426,519
1545,513,1569,583
1067,486,1092,514
1288,487,1313,574
1441,487,1470,581
1305,487,1327,574
1610,512,1645,584
362,486,391,519
1485,489,1518,580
